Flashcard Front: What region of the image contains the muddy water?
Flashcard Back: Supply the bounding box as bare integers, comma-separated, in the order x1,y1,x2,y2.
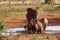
1,28,27,36
45,26,60,34
1,26,60,36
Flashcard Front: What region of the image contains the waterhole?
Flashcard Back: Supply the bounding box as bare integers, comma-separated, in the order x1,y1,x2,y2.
1,26,60,36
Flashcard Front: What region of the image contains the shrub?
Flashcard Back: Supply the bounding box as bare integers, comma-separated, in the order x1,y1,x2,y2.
0,19,6,35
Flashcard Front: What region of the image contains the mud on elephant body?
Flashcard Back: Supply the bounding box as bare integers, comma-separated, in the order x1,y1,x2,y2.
26,8,37,26
26,18,48,34
40,18,48,31
24,8,38,29
24,8,48,34
27,19,43,34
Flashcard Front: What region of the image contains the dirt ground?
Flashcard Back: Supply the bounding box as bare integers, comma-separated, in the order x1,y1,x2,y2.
4,14,60,40
5,14,60,28
3,34,60,40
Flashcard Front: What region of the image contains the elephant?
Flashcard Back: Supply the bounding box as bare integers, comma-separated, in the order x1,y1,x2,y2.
27,19,43,34
36,21,43,33
27,18,48,34
26,19,37,34
40,18,48,31
26,8,38,27
36,8,43,20
24,8,38,29
24,8,48,34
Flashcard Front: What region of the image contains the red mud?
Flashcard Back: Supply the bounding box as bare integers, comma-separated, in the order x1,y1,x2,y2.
5,14,60,28
3,14,60,40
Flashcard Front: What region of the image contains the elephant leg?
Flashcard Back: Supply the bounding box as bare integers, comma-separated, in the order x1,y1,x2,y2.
37,28,42,33
37,26,43,34
24,25,28,29
27,27,32,34
43,23,46,31
41,28,43,34
43,18,48,31
35,24,38,34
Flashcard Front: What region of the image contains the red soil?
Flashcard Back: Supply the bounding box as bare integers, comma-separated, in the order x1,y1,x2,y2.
2,14,60,40
4,34,60,40
5,14,60,28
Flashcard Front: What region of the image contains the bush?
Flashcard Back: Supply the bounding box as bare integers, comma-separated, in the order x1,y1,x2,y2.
0,19,7,40
0,19,6,35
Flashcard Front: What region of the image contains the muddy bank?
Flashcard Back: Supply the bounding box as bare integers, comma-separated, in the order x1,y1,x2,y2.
5,14,60,28
1,34,60,40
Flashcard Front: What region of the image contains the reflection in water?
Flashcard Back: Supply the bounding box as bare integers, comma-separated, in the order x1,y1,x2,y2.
2,28,27,36
46,26,60,30
45,26,60,34
6,28,27,33
1,26,60,35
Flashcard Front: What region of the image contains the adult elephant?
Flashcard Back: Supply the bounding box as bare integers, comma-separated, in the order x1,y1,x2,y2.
24,8,38,29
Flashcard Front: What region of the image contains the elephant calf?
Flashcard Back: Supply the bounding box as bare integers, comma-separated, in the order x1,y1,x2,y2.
40,18,48,31
28,19,43,34
28,18,48,34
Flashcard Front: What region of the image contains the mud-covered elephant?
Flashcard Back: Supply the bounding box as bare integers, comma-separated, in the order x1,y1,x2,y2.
24,8,48,34
40,18,48,31
24,8,38,28
27,19,43,34
27,18,48,34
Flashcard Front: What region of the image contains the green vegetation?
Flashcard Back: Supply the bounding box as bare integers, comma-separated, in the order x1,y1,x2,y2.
31,36,46,40
45,0,54,4
0,4,60,18
31,36,53,40
0,19,6,35
0,19,7,40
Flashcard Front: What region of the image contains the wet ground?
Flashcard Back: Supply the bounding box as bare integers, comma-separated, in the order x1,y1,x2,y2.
1,26,60,36
2,14,60,40
5,14,60,28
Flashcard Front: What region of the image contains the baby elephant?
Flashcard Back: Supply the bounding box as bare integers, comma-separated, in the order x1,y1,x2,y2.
36,21,43,33
29,18,48,34
29,19,43,34
40,18,48,31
